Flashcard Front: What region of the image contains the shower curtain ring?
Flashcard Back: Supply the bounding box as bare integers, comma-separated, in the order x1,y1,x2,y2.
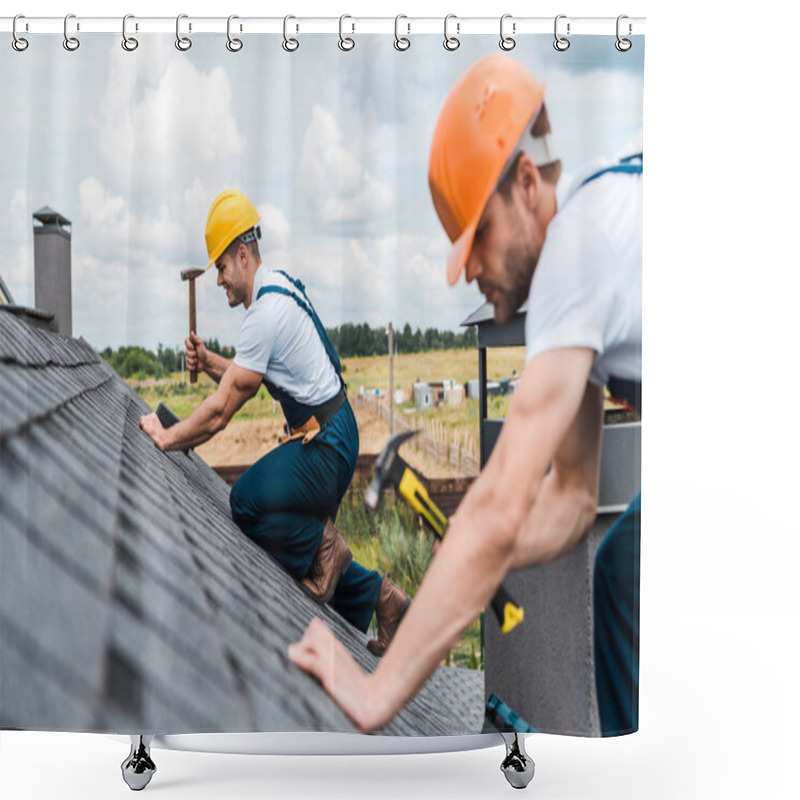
394,15,410,51
12,15,29,51
338,15,355,51
499,14,515,51
616,15,632,51
227,15,243,52
283,15,299,51
63,14,80,51
554,15,570,51
444,14,460,51
176,14,192,51
121,14,138,51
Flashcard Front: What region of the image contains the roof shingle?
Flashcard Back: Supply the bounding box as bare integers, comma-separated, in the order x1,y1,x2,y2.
0,310,483,735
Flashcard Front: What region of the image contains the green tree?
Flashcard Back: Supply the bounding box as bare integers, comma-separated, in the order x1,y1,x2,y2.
102,346,164,379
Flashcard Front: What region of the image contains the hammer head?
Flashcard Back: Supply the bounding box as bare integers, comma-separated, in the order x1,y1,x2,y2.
181,268,204,282
364,430,417,512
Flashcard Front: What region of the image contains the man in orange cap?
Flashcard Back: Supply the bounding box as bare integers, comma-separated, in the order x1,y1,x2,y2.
289,55,642,736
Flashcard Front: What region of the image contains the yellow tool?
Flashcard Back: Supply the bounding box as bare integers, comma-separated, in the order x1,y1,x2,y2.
365,431,524,634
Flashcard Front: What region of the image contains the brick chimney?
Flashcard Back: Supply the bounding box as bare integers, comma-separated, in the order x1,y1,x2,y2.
33,206,72,336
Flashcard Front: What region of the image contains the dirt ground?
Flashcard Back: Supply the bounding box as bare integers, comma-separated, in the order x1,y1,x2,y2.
196,405,466,478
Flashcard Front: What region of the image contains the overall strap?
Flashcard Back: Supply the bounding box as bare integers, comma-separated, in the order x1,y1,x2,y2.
580,153,643,188
274,268,307,295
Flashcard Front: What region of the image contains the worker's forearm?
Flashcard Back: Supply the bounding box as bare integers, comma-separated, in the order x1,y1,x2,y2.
162,394,228,450
203,352,232,384
368,477,522,724
509,470,597,569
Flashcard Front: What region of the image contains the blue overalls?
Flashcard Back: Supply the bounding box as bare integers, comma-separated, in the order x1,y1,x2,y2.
579,155,643,736
228,271,383,633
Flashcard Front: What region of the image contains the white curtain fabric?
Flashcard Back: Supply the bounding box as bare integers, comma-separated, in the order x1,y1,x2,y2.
0,31,644,739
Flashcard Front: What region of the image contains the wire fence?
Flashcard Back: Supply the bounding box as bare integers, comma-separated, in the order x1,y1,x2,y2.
355,393,480,477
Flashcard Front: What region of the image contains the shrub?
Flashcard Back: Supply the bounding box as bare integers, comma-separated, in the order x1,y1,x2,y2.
377,517,432,597
468,641,479,670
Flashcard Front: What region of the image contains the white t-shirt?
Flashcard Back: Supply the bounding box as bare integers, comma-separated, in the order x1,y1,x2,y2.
234,268,342,406
524,153,642,387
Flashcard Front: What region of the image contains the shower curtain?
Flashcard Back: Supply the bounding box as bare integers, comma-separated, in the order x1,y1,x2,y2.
0,23,644,741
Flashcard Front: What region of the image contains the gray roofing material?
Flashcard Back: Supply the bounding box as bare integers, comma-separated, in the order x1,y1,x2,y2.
0,310,483,735
0,273,55,330
460,300,527,327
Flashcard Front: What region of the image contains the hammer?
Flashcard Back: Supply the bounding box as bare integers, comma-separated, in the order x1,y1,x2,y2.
366,431,524,634
181,268,204,383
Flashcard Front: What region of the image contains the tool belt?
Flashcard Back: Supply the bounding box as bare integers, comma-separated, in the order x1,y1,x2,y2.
279,389,346,445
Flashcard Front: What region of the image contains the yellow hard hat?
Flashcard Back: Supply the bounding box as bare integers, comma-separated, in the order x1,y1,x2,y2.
204,189,260,268
428,55,546,286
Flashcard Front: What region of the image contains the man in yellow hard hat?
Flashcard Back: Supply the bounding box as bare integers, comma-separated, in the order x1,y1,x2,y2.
139,189,410,653
289,54,642,735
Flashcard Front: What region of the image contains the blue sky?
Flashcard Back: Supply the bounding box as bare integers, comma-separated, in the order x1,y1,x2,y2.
0,33,643,351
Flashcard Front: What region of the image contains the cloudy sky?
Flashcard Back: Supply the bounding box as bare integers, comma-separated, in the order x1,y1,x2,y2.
0,34,643,351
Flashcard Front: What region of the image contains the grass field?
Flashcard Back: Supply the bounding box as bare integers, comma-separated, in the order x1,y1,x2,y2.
133,346,525,416
133,346,526,465
337,487,482,670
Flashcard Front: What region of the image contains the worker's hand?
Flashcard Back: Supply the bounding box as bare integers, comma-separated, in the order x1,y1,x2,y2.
185,331,207,375
288,618,392,732
139,412,167,451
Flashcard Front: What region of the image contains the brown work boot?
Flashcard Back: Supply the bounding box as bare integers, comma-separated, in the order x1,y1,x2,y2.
367,575,411,657
300,519,353,604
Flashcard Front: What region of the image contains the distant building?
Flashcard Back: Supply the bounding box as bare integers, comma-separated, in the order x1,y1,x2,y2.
428,382,446,406
444,384,464,407
413,379,464,410
413,382,434,410
465,378,481,399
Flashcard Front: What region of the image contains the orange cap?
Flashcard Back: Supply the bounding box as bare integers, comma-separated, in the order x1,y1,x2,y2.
428,55,546,286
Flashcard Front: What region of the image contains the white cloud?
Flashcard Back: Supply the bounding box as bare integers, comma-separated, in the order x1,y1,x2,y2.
132,59,245,161
78,176,190,266
78,178,128,241
299,105,393,227
283,231,477,333
93,49,245,194
257,204,291,254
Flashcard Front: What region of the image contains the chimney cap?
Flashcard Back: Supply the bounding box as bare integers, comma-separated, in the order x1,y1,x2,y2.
33,206,71,227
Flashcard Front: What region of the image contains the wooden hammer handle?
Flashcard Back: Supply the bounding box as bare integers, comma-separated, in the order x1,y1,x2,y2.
188,278,197,384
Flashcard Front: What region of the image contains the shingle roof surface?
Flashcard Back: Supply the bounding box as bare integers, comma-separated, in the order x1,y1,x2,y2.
0,310,483,735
